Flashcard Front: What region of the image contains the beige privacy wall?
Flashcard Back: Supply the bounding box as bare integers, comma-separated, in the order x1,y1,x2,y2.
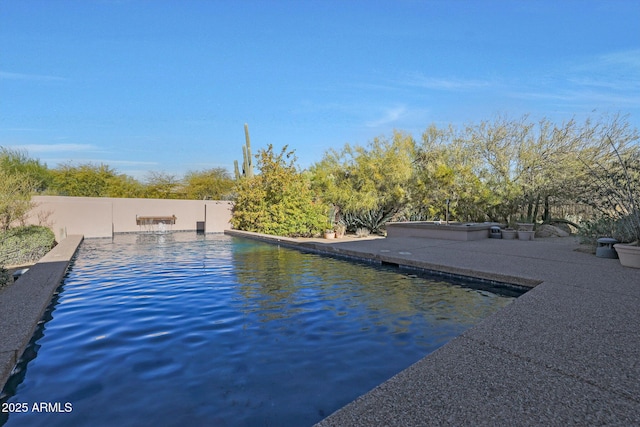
28,196,233,240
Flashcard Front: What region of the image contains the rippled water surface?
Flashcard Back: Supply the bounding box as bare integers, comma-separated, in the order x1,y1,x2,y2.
2,233,515,426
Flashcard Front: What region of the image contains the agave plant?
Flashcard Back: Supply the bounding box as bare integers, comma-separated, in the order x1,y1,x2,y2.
342,207,399,234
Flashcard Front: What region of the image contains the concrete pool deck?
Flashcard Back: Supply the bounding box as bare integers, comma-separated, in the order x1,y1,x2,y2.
225,230,640,426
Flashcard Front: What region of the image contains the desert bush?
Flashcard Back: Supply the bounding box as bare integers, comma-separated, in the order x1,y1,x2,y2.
310,131,414,233
0,267,11,289
232,145,328,237
577,130,640,244
0,168,36,231
577,215,637,246
0,226,56,267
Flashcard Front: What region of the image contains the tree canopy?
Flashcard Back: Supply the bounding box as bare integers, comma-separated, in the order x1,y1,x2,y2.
183,168,234,200
49,163,145,198
310,130,415,232
310,114,638,231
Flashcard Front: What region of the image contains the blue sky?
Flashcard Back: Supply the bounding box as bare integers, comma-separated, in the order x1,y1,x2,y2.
1,1,639,179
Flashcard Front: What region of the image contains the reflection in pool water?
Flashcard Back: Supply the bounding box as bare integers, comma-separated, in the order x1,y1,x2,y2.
1,233,515,426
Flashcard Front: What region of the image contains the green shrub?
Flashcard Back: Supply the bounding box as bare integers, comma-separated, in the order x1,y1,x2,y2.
577,215,637,246
232,145,328,237
0,267,11,289
0,225,56,267
0,168,36,231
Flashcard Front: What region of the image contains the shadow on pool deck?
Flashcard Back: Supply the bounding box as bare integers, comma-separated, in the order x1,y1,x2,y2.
226,230,640,426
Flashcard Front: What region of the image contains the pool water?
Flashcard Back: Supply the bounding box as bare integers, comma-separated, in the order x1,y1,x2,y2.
1,233,515,426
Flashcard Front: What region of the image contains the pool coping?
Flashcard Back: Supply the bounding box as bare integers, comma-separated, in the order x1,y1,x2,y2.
224,229,640,426
0,235,84,392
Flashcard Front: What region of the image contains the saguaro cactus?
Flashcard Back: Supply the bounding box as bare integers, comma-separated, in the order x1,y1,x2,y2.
234,123,254,179
233,160,241,180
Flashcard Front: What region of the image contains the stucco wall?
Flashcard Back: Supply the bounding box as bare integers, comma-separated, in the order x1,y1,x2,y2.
29,196,233,240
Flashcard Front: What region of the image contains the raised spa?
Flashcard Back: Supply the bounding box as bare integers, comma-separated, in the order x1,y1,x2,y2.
386,221,502,241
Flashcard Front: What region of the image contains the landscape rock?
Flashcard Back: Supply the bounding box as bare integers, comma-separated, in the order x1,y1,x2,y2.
551,222,573,234
536,224,570,238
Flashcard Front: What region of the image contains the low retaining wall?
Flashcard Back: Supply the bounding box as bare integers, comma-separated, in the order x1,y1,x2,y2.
28,196,233,240
0,235,84,391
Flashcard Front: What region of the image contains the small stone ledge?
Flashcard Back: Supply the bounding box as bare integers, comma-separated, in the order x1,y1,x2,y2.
0,235,84,391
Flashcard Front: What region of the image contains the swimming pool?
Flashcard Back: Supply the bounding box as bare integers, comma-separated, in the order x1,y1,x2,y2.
1,233,515,426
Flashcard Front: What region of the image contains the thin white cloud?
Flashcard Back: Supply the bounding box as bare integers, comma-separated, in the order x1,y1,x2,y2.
567,49,640,92
0,127,46,132
0,71,67,82
507,89,575,102
10,144,99,153
103,160,159,166
510,88,640,107
588,49,640,72
403,74,492,91
366,106,407,128
184,161,234,170
566,76,640,92
508,49,640,108
42,157,158,167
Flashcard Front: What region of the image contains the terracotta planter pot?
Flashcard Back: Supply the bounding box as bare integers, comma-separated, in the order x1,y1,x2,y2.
324,230,335,239
614,243,640,269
